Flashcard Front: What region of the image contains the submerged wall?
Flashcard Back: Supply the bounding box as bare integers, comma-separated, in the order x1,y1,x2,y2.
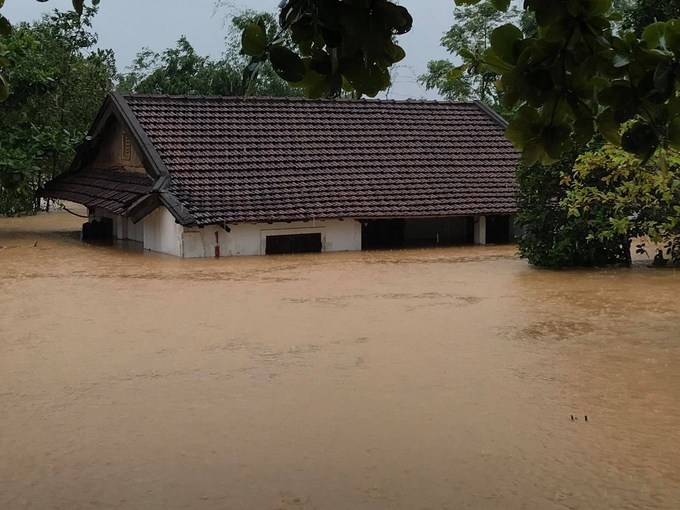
91,207,516,258
143,207,183,257
181,219,363,258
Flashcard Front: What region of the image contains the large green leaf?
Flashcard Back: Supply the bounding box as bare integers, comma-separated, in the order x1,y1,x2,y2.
0,15,11,37
482,48,513,74
505,105,540,151
385,42,406,64
532,0,569,27
0,74,8,102
669,115,680,147
72,0,84,15
642,22,666,49
294,69,342,99
596,108,622,145
541,122,572,160
653,63,675,102
665,20,680,53
621,121,658,158
491,0,511,12
382,3,413,35
573,117,595,147
489,24,522,64
269,45,306,83
344,64,390,97
588,0,613,17
241,23,268,58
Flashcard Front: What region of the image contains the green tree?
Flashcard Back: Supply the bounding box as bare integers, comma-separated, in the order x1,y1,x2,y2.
116,37,243,96
0,8,114,215
452,0,680,166
620,0,680,35
515,147,633,268
564,145,680,265
514,1,680,268
242,0,412,98
229,10,305,97
0,0,99,101
117,11,302,97
419,1,524,108
517,141,680,268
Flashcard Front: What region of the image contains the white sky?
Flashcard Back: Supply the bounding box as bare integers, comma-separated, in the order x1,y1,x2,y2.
3,0,456,100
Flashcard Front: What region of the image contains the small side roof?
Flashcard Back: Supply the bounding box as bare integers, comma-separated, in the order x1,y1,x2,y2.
40,168,152,216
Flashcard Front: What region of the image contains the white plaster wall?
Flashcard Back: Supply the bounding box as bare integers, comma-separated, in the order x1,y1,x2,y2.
115,216,128,240
143,207,183,257
181,219,362,258
127,218,144,243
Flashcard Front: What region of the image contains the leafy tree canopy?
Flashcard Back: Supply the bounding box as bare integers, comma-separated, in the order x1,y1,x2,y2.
517,141,680,268
515,148,632,268
619,0,680,35
117,11,303,97
116,36,243,96
564,145,680,265
241,0,412,98
0,0,100,100
453,0,680,166
419,0,529,111
0,8,114,215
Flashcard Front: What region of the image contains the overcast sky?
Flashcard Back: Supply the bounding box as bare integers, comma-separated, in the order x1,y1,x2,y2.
3,0,456,100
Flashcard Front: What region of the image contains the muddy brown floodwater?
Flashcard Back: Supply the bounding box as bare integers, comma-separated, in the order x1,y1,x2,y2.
1,211,679,510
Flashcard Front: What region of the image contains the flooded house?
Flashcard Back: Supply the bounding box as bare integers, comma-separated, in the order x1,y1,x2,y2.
39,93,519,258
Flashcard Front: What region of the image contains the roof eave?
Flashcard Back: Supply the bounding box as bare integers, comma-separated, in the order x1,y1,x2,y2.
158,191,198,227
473,100,510,129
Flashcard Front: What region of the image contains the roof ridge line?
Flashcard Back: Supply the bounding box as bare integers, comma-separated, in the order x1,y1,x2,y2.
121,93,474,105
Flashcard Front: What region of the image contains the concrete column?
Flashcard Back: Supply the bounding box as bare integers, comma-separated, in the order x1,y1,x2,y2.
474,215,487,245
116,215,128,240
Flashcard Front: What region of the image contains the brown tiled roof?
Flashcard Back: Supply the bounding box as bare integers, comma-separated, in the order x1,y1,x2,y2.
123,95,519,225
40,168,153,216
